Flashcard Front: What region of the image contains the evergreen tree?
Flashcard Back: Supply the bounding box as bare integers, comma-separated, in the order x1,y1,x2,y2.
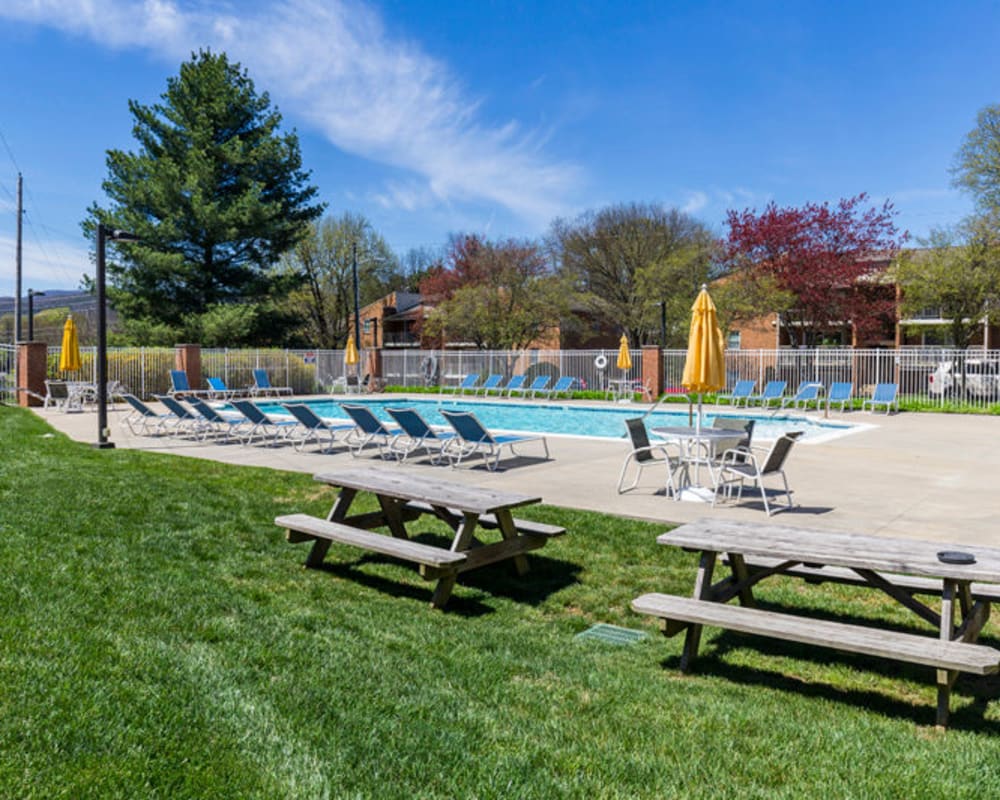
84,50,324,342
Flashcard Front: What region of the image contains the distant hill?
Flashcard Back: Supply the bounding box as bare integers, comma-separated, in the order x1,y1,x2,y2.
0,290,96,315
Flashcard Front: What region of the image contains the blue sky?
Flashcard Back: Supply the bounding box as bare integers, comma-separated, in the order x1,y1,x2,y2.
1,0,999,295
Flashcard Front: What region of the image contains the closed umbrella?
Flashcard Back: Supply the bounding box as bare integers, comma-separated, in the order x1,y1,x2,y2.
681,285,726,434
59,315,82,372
616,334,632,371
345,335,359,366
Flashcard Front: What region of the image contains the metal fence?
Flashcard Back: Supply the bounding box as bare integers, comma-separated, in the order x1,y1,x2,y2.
6,342,1000,408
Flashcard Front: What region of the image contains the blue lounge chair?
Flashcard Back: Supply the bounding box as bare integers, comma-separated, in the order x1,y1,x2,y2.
169,369,209,398
716,379,756,407
340,403,399,457
455,374,480,395
780,382,823,410
386,406,457,463
439,409,549,471
504,375,527,396
510,375,550,399
120,393,173,436
749,380,787,408
186,396,248,441
862,382,898,414
155,394,206,436
827,382,853,412
541,376,576,399
476,374,504,396
231,398,298,444
251,368,293,397
282,403,354,452
206,376,241,400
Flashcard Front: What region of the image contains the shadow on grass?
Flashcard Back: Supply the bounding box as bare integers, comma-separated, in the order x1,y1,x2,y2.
657,626,1000,732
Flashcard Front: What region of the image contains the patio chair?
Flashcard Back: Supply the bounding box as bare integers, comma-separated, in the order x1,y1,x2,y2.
503,374,527,397
186,396,248,441
540,376,576,399
712,431,804,516
748,380,787,408
710,417,756,460
120,393,174,436
455,374,480,395
716,379,756,407
780,382,824,411
340,403,399,457
440,409,549,471
476,374,504,396
617,417,682,498
154,394,207,437
386,406,457,463
862,382,898,414
206,376,242,400
510,375,551,399
827,382,853,412
251,368,293,397
282,403,355,452
231,398,298,445
169,370,209,399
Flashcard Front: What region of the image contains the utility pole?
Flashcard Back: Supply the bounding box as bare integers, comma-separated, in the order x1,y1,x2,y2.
352,241,361,350
14,173,23,343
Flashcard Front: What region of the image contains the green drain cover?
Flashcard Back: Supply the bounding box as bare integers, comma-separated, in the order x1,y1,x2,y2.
575,623,648,646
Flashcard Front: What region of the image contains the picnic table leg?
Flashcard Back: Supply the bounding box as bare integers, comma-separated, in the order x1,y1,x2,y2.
307,487,358,567
494,508,530,576
430,512,481,609
726,553,756,608
936,579,958,729
680,550,717,672
378,495,410,539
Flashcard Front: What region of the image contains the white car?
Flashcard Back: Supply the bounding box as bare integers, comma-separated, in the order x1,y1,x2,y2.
927,359,1000,399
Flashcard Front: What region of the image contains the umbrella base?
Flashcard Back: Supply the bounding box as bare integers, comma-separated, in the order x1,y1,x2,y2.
675,486,715,503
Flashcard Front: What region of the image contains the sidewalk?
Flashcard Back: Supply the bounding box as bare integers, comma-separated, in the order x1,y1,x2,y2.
32,399,1000,547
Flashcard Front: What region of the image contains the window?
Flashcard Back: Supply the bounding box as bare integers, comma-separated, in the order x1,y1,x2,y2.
727,331,741,350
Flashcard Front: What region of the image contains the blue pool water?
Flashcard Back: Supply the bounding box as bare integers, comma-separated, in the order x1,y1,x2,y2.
255,397,855,442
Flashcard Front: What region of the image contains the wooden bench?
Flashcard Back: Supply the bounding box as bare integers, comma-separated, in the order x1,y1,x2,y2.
632,593,1000,675
402,500,565,539
277,513,468,575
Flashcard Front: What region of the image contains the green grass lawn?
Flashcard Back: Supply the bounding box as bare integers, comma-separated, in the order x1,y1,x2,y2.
2,407,999,799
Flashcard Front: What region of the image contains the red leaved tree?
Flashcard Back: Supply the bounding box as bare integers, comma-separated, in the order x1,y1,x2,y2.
723,194,907,345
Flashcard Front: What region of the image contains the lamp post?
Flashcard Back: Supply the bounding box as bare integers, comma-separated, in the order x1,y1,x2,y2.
656,301,667,347
27,289,45,341
351,241,361,350
95,224,139,449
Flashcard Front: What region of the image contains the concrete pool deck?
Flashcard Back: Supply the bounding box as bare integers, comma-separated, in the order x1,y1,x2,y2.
32,396,1000,547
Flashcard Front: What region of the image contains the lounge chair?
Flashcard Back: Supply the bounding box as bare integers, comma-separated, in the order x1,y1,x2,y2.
154,394,207,436
541,376,576,399
169,370,209,399
120,393,174,436
385,406,457,463
339,403,399,457
716,379,756,407
503,374,527,396
455,374,480,395
206,376,242,400
617,417,682,497
439,409,549,471
826,382,853,412
510,375,550,399
780,382,824,411
282,403,354,452
231,398,298,444
748,380,787,408
713,431,804,516
186,396,248,441
251,369,293,397
862,382,898,414
476,374,504,396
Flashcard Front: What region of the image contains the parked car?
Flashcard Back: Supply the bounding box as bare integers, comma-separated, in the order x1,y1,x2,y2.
927,359,1000,400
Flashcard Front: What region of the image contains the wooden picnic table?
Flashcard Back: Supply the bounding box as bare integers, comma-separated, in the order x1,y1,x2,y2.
276,466,564,609
632,518,1000,728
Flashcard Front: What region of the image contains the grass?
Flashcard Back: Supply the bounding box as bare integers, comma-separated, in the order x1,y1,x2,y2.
2,407,999,798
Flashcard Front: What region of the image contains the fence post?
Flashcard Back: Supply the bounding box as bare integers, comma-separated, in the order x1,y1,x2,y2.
642,345,664,396
16,341,47,406
175,343,202,391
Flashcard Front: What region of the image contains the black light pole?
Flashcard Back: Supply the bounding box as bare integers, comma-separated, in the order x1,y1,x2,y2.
351,241,361,349
95,224,139,449
27,289,45,340
656,301,667,346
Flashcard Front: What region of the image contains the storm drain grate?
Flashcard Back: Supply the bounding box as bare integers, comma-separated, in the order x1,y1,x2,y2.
575,623,649,646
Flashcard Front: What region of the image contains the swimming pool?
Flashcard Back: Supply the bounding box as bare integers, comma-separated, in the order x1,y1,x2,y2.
255,397,859,443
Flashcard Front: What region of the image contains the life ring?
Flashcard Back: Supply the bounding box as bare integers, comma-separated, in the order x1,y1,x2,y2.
421,354,438,385
594,354,608,370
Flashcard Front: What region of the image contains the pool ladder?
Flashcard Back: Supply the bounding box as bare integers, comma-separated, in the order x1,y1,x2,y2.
641,392,694,426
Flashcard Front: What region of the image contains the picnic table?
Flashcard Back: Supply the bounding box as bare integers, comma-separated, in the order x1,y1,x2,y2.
276,467,565,609
632,518,1000,728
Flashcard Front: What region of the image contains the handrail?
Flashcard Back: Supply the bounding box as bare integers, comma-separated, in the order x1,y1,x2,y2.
641,392,694,426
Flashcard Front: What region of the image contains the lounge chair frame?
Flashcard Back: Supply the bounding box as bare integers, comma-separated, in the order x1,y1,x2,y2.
440,409,549,471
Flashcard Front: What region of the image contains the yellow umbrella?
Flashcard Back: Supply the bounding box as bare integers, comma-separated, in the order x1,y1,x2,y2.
345,335,360,366
681,285,726,434
59,315,82,372
616,334,632,371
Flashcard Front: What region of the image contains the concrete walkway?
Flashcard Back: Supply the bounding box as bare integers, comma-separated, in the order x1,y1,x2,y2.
32,397,1000,547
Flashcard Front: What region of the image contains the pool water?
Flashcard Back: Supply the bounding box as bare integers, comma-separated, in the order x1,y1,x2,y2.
255,397,856,442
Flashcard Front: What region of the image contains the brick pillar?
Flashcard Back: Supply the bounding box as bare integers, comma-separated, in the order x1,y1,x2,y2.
642,346,664,396
17,342,48,407
368,348,382,382
175,344,202,391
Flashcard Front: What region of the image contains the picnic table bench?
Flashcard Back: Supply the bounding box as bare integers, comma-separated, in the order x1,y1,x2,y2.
276,467,565,609
632,518,1000,728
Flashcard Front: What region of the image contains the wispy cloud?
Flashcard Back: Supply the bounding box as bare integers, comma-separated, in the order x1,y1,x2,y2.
0,234,91,294
1,0,580,226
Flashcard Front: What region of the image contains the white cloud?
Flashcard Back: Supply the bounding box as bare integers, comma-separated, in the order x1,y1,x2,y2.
1,0,580,226
0,234,92,294
680,191,708,214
